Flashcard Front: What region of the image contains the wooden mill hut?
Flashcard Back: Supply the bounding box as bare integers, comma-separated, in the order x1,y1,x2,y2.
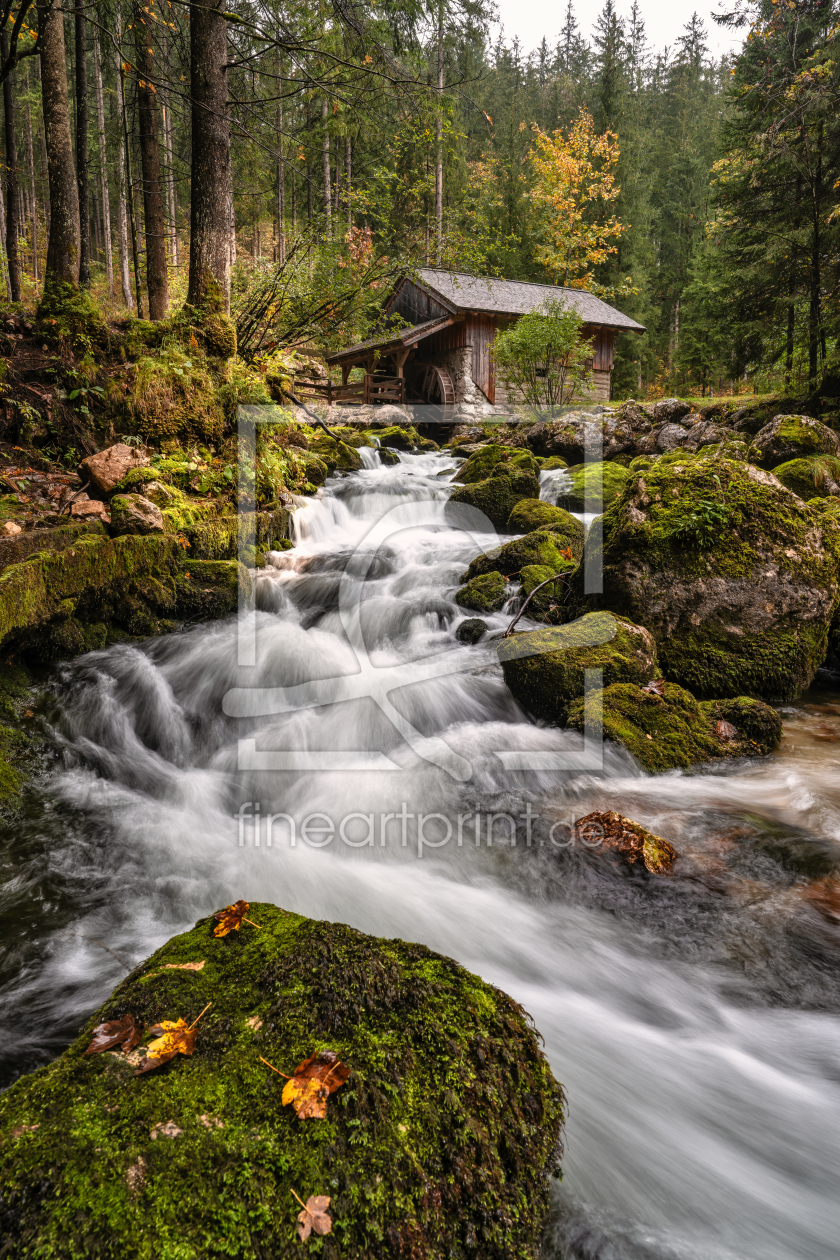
322,268,645,411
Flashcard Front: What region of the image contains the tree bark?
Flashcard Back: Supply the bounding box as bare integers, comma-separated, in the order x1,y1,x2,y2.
435,3,443,266
161,99,178,268
187,0,231,310
322,97,331,229
135,12,168,319
346,133,351,231
113,8,133,308
276,71,284,264
39,1,80,289
0,169,9,299
75,5,90,287
92,28,113,295
1,31,21,300
24,65,38,285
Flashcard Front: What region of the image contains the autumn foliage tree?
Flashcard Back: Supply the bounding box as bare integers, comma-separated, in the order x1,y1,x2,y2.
528,106,628,294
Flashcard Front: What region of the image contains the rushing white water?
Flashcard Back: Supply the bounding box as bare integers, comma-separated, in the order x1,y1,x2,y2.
2,448,839,1260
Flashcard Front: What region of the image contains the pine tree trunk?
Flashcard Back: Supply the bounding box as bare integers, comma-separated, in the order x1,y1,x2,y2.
0,172,9,299
24,66,38,286
161,100,178,268
435,3,443,266
346,134,351,231
113,9,134,308
276,81,285,264
92,28,113,295
75,6,90,288
38,1,80,290
322,98,331,230
135,13,169,319
1,31,21,301
187,0,231,311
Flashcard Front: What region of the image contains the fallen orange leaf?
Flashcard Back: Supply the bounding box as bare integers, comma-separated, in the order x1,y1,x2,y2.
134,1002,212,1075
279,1050,351,1119
212,900,262,937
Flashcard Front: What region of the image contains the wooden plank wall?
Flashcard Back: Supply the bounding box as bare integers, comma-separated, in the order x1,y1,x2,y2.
582,325,615,371
465,314,496,403
388,280,450,326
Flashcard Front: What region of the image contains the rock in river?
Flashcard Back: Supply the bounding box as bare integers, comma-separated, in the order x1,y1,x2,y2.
0,905,564,1258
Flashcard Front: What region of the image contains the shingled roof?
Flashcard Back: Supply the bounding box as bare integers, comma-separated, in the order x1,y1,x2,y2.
414,268,645,332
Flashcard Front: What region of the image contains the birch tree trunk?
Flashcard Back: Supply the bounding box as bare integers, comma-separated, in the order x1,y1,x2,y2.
161,100,178,268
92,28,113,295
113,9,133,308
187,0,232,312
38,0,80,291
75,6,90,287
135,11,169,319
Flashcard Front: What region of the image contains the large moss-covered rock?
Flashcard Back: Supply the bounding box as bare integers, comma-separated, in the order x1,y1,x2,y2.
309,436,364,473
566,680,782,771
463,528,581,581
749,414,840,468
506,499,585,548
772,455,840,501
455,570,507,612
498,611,658,723
518,564,567,623
570,457,840,701
455,445,540,485
447,467,541,529
556,461,630,513
0,905,564,1259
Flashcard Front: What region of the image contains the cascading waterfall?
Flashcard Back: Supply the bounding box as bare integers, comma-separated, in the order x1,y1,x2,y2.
1,448,838,1259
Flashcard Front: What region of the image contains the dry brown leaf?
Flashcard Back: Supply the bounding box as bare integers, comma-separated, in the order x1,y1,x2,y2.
641,678,665,696
134,1003,211,1076
151,1120,183,1139
246,1016,263,1030
162,960,205,972
212,900,262,937
198,1114,224,1129
292,1190,332,1241
715,719,739,741
280,1050,351,1120
559,546,574,561
84,1014,141,1057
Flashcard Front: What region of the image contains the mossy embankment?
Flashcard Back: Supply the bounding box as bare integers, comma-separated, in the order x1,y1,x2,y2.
0,904,565,1259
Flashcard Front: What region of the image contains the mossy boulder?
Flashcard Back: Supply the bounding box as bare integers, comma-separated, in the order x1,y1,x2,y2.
447,469,542,530
463,528,581,582
556,461,630,513
309,436,364,473
375,425,417,451
570,457,840,701
541,456,569,471
0,906,564,1259
566,680,782,772
498,612,658,723
455,445,540,485
771,455,840,501
749,414,840,469
455,570,507,612
518,565,567,623
506,499,585,547
109,494,166,537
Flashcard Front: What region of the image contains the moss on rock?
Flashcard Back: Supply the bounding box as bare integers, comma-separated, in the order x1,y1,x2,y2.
309,436,364,473
498,612,658,724
518,564,566,623
568,457,840,701
749,414,840,469
540,456,568,471
566,680,782,772
463,528,581,582
455,570,507,612
0,905,564,1259
455,445,540,485
506,499,585,546
771,455,840,501
447,468,542,530
556,461,630,513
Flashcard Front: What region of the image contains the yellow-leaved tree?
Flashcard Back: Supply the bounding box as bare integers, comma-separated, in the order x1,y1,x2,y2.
529,108,631,296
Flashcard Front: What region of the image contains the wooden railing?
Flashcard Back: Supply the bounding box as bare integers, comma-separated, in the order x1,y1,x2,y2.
293,375,405,406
